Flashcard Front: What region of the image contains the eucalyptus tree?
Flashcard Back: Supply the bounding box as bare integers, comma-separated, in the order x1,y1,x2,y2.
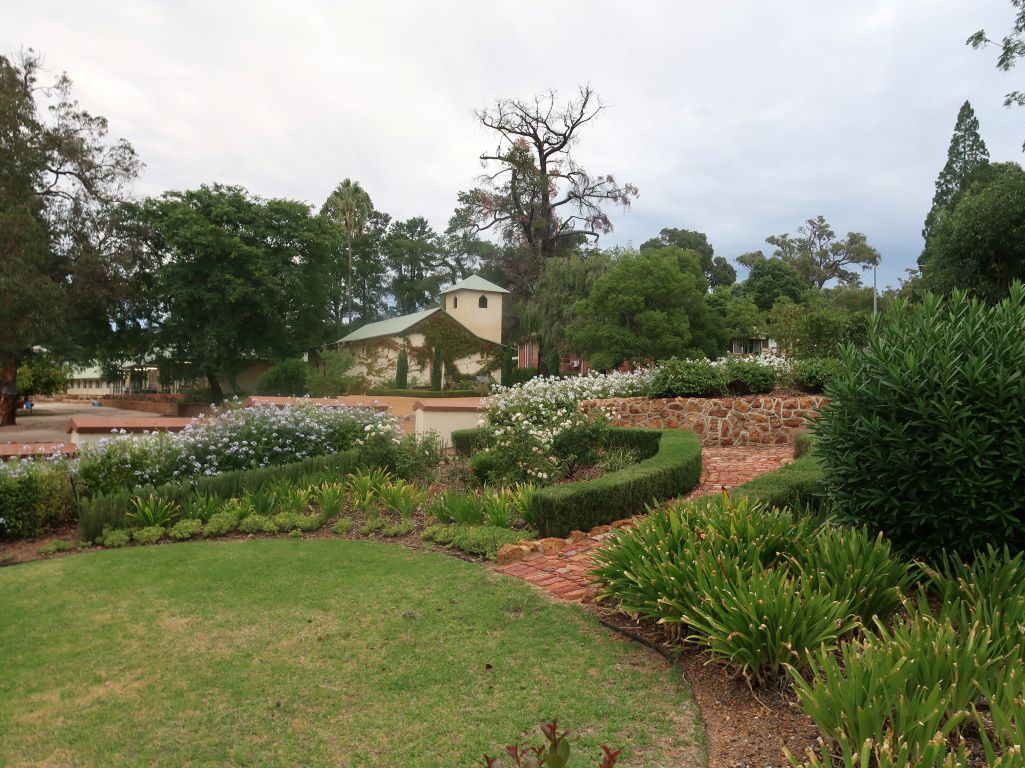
0,50,140,425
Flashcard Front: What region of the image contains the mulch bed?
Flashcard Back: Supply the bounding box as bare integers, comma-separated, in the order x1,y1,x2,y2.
590,604,820,768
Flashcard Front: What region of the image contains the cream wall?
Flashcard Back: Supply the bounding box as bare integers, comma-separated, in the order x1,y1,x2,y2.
444,290,503,344
345,333,498,387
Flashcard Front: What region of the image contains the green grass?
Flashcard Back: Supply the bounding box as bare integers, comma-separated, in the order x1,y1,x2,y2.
0,540,702,767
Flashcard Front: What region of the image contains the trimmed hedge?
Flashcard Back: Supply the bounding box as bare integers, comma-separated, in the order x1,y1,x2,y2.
369,389,481,398
451,427,488,457
794,432,815,459
79,449,365,542
530,428,702,538
731,454,826,512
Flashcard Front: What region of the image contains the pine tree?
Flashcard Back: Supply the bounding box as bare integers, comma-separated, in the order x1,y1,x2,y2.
923,101,990,241
395,347,408,389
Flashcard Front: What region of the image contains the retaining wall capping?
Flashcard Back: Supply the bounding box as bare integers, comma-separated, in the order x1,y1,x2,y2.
580,395,828,447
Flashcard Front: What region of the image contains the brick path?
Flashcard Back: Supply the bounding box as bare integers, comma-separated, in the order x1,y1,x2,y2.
494,445,793,601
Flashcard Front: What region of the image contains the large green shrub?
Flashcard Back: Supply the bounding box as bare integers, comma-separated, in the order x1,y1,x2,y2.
790,357,842,394
646,358,776,399
395,348,408,389
529,429,701,537
451,427,488,457
254,359,310,396
0,462,74,540
814,285,1025,557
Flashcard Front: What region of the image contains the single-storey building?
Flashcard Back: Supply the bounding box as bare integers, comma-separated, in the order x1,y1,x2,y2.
334,274,509,387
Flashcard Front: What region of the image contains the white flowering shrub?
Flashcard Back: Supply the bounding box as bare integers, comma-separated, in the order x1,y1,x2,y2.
75,402,399,496
0,455,74,539
477,371,652,484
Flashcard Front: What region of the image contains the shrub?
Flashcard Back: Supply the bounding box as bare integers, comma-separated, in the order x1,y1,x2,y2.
0,460,74,540
96,526,131,548
793,432,814,459
37,539,76,555
271,511,301,532
395,348,408,389
596,447,639,474
430,491,484,526
421,523,532,559
791,357,842,394
358,516,386,535
647,358,727,398
254,358,310,396
314,482,345,519
480,488,517,528
730,454,826,512
814,286,1025,557
239,514,276,534
382,521,414,537
132,526,166,545
330,517,353,535
168,518,203,540
470,451,500,484
451,428,488,457
530,429,701,538
203,510,240,537
722,359,775,395
506,366,537,387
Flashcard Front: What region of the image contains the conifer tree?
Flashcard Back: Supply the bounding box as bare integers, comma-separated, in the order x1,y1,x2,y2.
923,101,990,241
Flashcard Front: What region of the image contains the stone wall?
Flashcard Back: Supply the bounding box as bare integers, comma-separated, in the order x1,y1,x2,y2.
580,395,828,446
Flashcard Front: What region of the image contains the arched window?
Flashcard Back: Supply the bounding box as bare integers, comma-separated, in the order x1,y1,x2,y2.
478,295,488,309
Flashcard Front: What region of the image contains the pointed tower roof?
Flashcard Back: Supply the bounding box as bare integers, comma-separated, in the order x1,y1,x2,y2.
439,274,510,295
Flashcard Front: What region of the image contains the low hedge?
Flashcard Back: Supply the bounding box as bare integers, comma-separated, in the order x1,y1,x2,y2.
794,432,815,459
529,428,702,538
369,389,481,398
451,428,488,457
731,454,826,512
79,449,365,542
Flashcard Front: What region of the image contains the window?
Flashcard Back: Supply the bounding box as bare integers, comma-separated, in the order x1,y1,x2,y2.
478,295,488,309
452,295,458,309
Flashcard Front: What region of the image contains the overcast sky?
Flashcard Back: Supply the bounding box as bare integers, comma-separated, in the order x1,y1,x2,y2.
5,0,1023,288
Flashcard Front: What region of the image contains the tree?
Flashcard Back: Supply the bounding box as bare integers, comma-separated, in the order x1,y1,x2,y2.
321,179,372,325
739,255,807,311
968,2,1025,148
707,286,765,344
765,216,879,289
395,347,408,389
567,247,720,370
458,86,637,286
16,354,71,399
640,227,736,287
254,359,310,396
923,101,990,240
131,185,332,402
309,347,359,396
919,162,1025,301
0,51,140,425
523,250,614,374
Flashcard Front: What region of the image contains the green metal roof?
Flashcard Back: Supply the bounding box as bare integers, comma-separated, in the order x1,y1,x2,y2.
334,307,441,344
439,274,509,295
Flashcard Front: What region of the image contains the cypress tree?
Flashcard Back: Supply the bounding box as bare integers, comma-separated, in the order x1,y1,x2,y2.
395,347,408,389
923,101,990,241
430,346,442,391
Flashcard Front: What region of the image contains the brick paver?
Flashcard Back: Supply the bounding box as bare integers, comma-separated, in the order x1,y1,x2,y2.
494,445,793,600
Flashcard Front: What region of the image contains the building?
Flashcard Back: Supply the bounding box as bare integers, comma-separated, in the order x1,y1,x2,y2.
730,334,779,356
334,274,509,387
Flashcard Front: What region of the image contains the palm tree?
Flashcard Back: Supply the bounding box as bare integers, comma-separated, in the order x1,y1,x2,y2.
321,179,372,324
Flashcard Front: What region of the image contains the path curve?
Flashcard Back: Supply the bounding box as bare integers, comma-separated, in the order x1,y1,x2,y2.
494,445,793,600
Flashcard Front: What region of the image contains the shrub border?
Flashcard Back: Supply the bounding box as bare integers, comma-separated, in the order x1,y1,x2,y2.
78,449,366,542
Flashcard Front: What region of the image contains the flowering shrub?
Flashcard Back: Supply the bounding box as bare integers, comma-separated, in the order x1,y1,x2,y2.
480,371,652,483
75,402,399,497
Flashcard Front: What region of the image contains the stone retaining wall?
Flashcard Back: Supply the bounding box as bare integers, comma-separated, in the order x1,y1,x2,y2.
580,395,827,446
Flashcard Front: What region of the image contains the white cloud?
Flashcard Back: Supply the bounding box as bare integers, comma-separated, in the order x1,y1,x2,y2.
4,0,1022,287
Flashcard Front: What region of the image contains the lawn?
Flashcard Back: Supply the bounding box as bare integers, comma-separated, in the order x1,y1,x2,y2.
0,540,703,767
